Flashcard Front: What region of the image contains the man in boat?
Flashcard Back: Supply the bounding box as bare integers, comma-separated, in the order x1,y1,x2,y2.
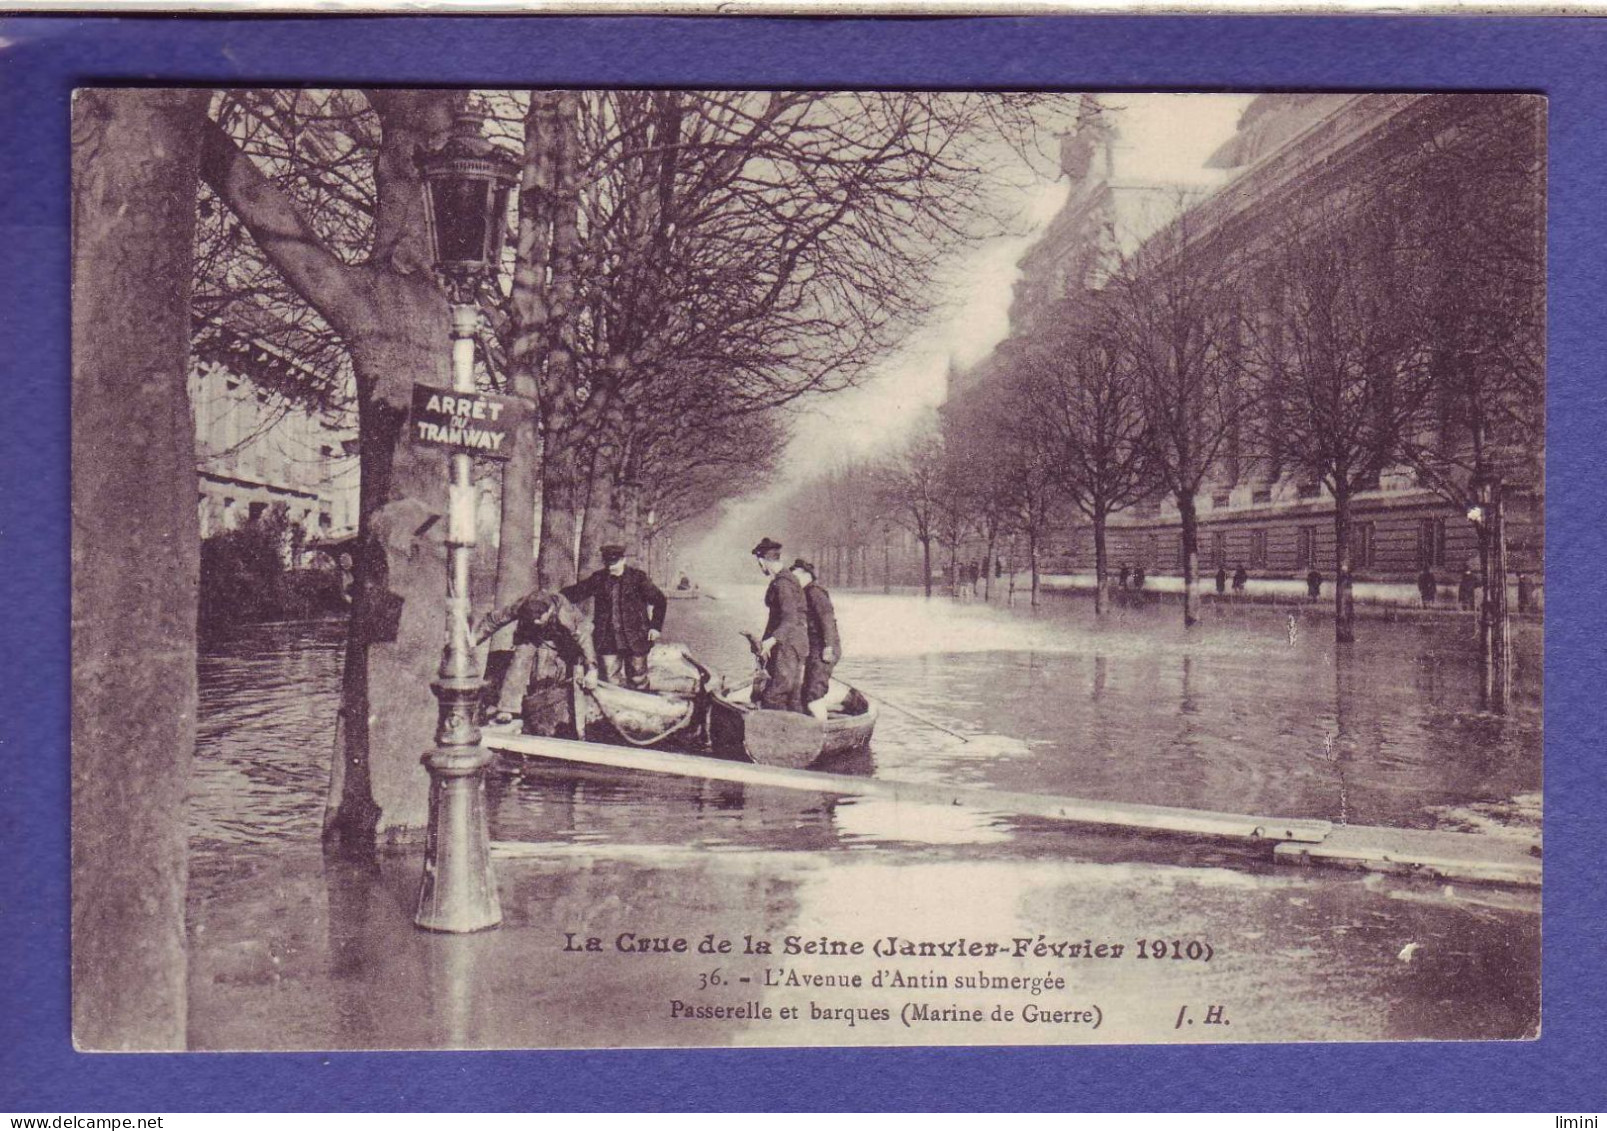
752,537,809,713
474,588,599,728
791,558,842,721
562,543,667,691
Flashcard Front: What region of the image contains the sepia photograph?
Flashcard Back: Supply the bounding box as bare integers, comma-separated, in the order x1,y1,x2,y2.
70,84,1544,1055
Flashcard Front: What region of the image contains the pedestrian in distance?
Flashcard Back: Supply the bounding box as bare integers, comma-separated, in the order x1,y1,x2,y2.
1233,565,1249,594
791,558,841,720
1418,567,1437,608
562,543,667,690
1118,562,1130,589
751,537,809,713
1458,568,1477,611
1215,565,1227,595
1307,569,1323,600
1132,565,1146,590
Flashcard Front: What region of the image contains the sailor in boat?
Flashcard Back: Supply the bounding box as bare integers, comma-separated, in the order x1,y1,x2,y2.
473,587,599,729
751,537,809,713
562,543,668,691
791,558,842,721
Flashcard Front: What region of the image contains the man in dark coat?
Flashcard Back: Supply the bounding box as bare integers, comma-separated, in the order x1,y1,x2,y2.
562,543,666,690
792,558,841,720
752,537,808,713
475,588,598,726
1232,565,1249,593
1418,567,1438,608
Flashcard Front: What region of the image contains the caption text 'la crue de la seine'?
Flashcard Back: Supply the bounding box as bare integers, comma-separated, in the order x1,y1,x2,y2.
562,931,1227,1032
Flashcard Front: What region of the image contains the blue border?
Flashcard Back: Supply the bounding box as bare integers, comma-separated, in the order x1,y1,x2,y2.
2,14,1601,1113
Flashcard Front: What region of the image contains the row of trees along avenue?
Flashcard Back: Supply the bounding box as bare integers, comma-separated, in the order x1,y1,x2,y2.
785,96,1541,714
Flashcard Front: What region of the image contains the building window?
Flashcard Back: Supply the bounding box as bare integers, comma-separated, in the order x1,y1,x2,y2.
1297,481,1321,500
1249,529,1268,569
1349,521,1376,570
1296,526,1316,568
248,501,267,525
1418,517,1446,569
1212,492,1231,509
1212,530,1226,570
1252,487,1273,505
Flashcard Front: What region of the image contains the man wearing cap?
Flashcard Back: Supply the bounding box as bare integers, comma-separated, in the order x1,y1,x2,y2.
791,558,842,720
563,544,667,690
752,537,809,713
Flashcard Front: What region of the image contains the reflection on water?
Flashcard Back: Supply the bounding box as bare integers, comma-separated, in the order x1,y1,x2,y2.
187,591,1541,1049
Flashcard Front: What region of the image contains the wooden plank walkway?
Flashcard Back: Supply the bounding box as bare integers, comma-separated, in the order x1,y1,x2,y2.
482,731,1539,888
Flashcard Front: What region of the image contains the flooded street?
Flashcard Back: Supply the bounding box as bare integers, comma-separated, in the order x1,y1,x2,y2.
187,589,1541,1050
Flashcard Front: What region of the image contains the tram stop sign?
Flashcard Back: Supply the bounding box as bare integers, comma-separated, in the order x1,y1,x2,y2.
410,384,529,461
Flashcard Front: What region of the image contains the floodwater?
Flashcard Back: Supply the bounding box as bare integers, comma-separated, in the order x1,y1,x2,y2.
186,589,1541,1050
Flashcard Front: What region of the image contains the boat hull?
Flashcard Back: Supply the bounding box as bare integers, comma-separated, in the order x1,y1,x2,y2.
708,682,877,769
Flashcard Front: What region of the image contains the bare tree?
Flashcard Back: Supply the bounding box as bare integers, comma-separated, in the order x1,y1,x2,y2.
1392,95,1545,712
877,422,947,597
1243,199,1424,644
1106,213,1242,627
199,89,465,842
942,403,1015,601
536,91,1081,579
1018,300,1151,614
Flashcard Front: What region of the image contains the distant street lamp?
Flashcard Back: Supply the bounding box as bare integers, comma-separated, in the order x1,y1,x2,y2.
413,110,518,934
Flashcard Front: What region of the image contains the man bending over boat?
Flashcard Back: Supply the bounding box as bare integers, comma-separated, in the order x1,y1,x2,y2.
791,558,841,720
474,588,599,728
751,537,809,713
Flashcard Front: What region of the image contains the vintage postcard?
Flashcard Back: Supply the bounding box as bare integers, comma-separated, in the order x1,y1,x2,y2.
71,86,1542,1052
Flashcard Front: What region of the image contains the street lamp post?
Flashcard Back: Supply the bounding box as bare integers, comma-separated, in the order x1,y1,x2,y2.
413,110,518,933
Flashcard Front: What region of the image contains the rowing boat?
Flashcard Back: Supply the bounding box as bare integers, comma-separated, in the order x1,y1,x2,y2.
707,680,878,769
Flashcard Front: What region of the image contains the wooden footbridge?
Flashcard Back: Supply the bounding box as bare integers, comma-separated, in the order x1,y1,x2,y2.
482,731,1540,889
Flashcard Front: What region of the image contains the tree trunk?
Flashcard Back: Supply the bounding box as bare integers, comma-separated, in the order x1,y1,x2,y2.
1485,482,1512,713
495,88,563,643
576,448,616,576
1333,488,1357,644
617,478,643,561
1093,512,1109,615
200,89,463,845
531,90,583,589
71,87,207,1051
921,536,933,598
326,307,455,845
536,442,583,589
1178,493,1199,627
983,527,997,601
1029,527,1041,607
947,540,959,598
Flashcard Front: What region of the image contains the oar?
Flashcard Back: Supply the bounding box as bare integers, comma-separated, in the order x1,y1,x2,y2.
858,688,971,744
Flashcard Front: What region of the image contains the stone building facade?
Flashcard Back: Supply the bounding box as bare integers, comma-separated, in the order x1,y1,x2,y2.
949,93,1544,589
190,328,360,547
